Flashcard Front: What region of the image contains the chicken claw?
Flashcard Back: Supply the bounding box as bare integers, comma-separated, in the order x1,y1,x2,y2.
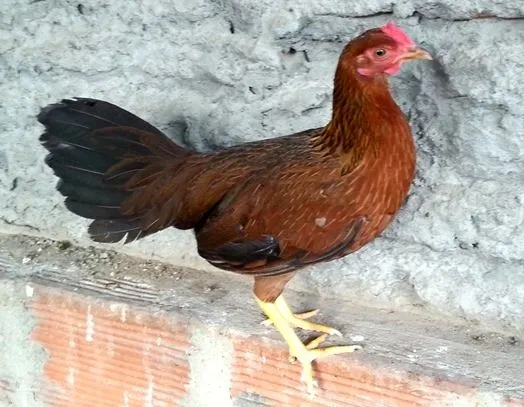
291,340,362,393
261,308,320,326
288,333,329,362
262,298,342,336
256,296,361,394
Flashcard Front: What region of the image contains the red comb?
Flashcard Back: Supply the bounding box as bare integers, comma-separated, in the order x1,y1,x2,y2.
381,21,415,47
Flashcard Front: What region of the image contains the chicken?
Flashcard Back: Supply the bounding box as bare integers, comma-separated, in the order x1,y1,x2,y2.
38,21,431,392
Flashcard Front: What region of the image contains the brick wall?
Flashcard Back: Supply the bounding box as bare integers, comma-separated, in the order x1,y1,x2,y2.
7,285,521,407
1,235,523,406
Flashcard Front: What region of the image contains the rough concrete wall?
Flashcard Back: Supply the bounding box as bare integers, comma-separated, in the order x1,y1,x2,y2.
1,1,523,331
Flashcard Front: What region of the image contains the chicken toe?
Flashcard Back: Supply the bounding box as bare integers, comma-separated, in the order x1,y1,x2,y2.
291,342,362,393
275,296,342,336
256,295,361,393
261,308,319,326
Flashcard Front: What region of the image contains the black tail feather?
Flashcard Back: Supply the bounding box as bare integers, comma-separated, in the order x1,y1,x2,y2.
45,153,108,189
57,181,128,207
38,98,166,138
65,199,122,220
46,143,112,174
39,97,185,243
88,218,144,244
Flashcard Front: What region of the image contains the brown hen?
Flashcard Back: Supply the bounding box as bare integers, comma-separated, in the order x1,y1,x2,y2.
38,22,431,392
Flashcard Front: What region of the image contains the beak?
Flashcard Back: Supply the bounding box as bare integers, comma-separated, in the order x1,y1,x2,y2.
403,47,432,61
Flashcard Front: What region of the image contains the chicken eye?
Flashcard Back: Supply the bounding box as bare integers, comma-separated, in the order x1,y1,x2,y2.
375,48,387,57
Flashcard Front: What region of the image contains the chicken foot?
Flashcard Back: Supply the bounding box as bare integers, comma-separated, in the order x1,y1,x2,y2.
256,296,361,393
261,308,320,325
277,296,344,336
261,296,342,336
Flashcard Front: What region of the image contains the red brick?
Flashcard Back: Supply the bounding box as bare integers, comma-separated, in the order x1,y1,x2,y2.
231,337,492,407
30,288,190,407
20,283,524,406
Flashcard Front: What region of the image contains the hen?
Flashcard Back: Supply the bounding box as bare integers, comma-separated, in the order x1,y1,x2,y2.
38,22,431,391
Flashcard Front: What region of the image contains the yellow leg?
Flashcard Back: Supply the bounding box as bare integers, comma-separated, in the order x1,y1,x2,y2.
260,297,341,336
261,308,319,326
256,296,361,393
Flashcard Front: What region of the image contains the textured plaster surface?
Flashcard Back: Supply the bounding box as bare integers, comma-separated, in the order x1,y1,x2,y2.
0,1,523,331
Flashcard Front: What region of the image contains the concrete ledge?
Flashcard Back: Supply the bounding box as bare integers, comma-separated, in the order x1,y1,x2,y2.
1,233,523,406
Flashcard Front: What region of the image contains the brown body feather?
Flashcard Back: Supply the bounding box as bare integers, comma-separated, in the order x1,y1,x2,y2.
39,27,416,303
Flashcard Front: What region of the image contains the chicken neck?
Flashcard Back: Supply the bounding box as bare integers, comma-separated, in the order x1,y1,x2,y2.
312,66,410,170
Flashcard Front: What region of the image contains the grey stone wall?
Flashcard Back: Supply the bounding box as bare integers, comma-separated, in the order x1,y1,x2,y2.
1,1,523,331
